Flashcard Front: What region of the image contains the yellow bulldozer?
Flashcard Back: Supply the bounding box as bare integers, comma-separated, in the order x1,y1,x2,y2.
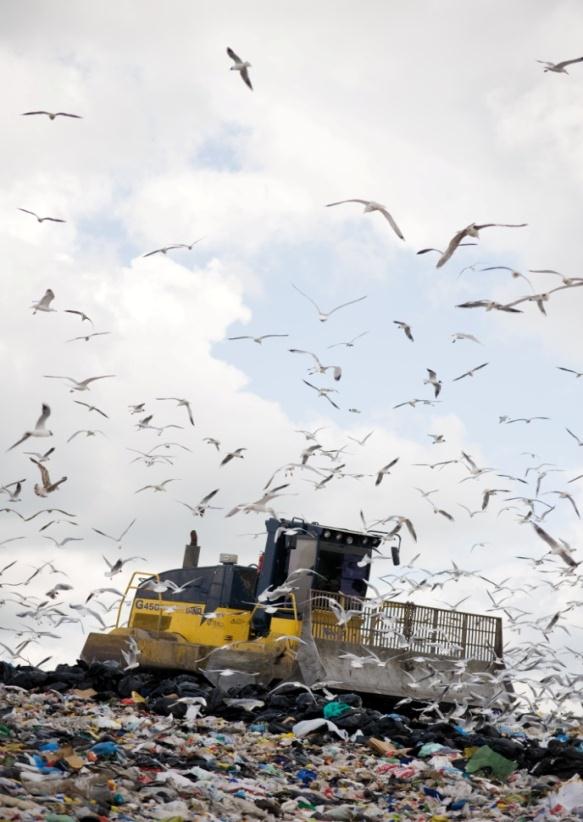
81,518,508,704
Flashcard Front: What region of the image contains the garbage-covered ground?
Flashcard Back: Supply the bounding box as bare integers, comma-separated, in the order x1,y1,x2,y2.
2,663,583,820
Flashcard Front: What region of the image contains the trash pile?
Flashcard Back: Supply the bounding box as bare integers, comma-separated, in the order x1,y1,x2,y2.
2,662,583,820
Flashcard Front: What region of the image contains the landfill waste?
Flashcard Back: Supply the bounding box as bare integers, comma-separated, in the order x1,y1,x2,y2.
2,661,583,820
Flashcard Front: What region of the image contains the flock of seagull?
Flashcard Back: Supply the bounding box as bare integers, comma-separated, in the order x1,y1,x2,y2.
2,46,583,718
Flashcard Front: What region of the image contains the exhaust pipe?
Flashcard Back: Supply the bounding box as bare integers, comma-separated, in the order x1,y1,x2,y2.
183,530,200,569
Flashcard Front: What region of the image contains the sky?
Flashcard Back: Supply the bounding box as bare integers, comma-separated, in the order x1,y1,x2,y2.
2,1,583,691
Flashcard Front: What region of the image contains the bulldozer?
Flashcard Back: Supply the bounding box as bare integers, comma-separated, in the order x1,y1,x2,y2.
81,518,508,704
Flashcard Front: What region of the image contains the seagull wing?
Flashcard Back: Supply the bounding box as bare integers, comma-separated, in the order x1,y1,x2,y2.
436,227,470,268
325,199,369,207
30,458,50,489
81,374,116,386
226,47,243,63
142,248,163,257
240,67,253,90
18,208,38,218
556,57,583,69
327,295,367,316
378,206,405,240
200,489,220,505
35,404,51,431
292,283,321,314
228,336,253,340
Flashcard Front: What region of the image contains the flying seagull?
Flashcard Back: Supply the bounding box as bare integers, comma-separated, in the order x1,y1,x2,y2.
456,299,522,314
7,405,52,452
302,380,340,409
452,362,489,382
92,518,136,543
292,283,366,322
436,223,527,268
325,199,405,240
43,374,116,392
228,334,289,344
424,368,442,398
393,321,414,341
67,331,111,343
30,458,67,497
135,478,179,493
73,400,109,419
156,397,195,426
178,489,221,517
532,523,578,569
18,208,65,224
537,57,583,74
375,457,399,486
327,331,369,349
31,289,56,314
451,332,481,344
226,47,253,90
21,111,82,120
289,349,342,381
557,366,583,379
221,447,247,466
143,239,203,257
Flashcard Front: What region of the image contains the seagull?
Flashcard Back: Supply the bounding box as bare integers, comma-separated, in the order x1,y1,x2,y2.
23,447,54,462
42,535,83,548
302,380,340,409
544,491,580,518
178,489,221,517
452,362,489,382
156,397,195,426
226,486,291,518
203,437,221,450
73,400,109,419
292,283,367,322
135,478,179,493
64,309,93,326
348,431,374,447
456,299,522,313
482,488,510,511
67,429,105,443
393,321,414,341
537,57,583,74
557,366,583,378
102,555,147,578
479,266,533,289
92,518,136,543
424,369,442,398
289,349,342,381
385,515,417,542
128,403,146,415
436,223,527,268
45,583,74,599
22,110,82,120
327,331,369,349
67,331,111,343
226,47,253,90
7,405,52,452
43,374,116,392
325,199,404,240
0,479,26,503
428,433,445,444
69,604,106,628
375,458,399,486
143,239,203,257
220,448,247,467
121,636,141,671
31,289,56,314
393,398,440,409
566,428,583,446
29,458,67,497
228,334,289,344
85,586,124,603
507,416,550,424
529,268,583,286
451,332,481,344
323,597,364,626
18,208,65,224
532,524,578,569
295,427,327,442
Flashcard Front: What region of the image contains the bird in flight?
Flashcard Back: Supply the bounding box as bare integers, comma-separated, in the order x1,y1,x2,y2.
227,47,253,90
67,331,111,343
424,368,442,398
92,518,136,543
436,222,527,268
292,284,367,322
221,447,247,466
156,397,195,426
73,400,109,419
135,478,179,493
43,374,116,392
452,362,489,382
18,208,65,224
537,57,583,74
393,321,414,341
302,380,340,409
456,299,522,313
325,199,405,240
178,489,221,517
289,349,342,381
327,331,368,349
375,457,399,486
228,334,289,344
67,429,106,443
31,289,56,315
7,405,53,452
30,458,67,498
143,239,203,257
451,332,481,344
21,110,82,120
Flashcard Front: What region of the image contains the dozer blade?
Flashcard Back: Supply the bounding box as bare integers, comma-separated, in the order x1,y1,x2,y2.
292,597,512,707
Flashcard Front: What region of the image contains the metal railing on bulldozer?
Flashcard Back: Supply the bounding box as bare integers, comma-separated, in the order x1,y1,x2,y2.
309,589,502,662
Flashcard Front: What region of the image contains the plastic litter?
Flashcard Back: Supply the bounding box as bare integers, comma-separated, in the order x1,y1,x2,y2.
465,744,517,780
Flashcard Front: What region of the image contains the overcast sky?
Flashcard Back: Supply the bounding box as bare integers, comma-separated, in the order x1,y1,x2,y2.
3,1,583,675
